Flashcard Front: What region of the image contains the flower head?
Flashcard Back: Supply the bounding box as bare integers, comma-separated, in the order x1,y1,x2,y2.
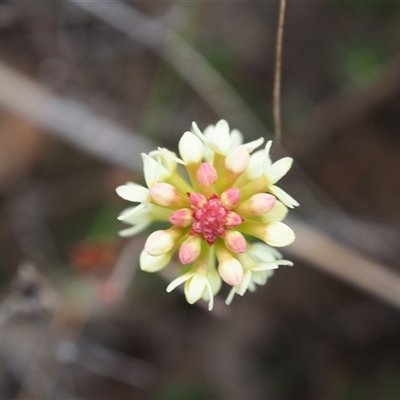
116,120,298,310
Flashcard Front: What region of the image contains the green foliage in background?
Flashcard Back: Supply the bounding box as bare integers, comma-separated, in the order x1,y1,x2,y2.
153,379,215,400
335,40,388,89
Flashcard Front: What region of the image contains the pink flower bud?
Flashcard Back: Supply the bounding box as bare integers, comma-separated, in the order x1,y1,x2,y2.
220,188,241,209
144,230,174,256
216,243,244,286
169,208,193,227
224,230,247,253
188,192,207,209
179,235,202,264
218,258,244,286
249,193,276,215
225,211,243,228
196,163,217,187
144,228,183,256
235,193,276,216
149,183,187,208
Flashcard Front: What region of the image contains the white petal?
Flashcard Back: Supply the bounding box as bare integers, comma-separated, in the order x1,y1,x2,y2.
207,267,222,295
141,153,160,187
191,121,206,141
260,200,289,223
247,242,282,261
116,183,149,203
179,131,204,164
263,141,273,171
229,129,243,149
202,124,212,136
225,287,237,305
118,222,149,237
200,277,215,310
248,281,257,292
140,250,171,272
266,157,293,184
166,272,193,293
237,270,252,296
225,146,249,174
252,270,274,286
269,185,299,208
153,147,183,166
264,221,295,247
275,260,294,266
202,262,221,310
242,137,264,153
192,122,216,163
184,273,207,304
203,147,215,164
251,263,280,272
195,125,217,159
117,203,147,221
205,280,214,311
211,119,230,154
118,206,137,221
246,149,265,179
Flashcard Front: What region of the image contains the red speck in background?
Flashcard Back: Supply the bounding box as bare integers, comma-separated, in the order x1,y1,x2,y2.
70,241,119,273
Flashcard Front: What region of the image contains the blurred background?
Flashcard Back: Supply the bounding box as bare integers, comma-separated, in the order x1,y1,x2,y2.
1,1,400,399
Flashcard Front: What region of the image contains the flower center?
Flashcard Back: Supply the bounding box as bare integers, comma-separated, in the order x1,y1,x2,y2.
190,194,228,245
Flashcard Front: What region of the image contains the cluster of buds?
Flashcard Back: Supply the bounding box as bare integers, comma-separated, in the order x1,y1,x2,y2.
116,120,298,310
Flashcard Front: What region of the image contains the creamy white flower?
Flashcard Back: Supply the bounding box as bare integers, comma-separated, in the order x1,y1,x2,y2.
228,128,243,149
193,120,264,158
238,140,299,208
166,268,218,311
263,141,299,208
200,266,222,305
244,149,265,180
118,203,172,237
116,120,298,310
119,221,150,237
178,131,204,164
259,200,288,223
140,249,173,272
226,243,293,304
238,220,295,247
247,242,282,261
116,182,149,203
201,119,231,155
142,153,172,188
268,185,299,209
149,148,180,171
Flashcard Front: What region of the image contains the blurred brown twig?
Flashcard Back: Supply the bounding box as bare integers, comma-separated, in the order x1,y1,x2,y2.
69,0,270,137
273,0,286,143
0,61,154,171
